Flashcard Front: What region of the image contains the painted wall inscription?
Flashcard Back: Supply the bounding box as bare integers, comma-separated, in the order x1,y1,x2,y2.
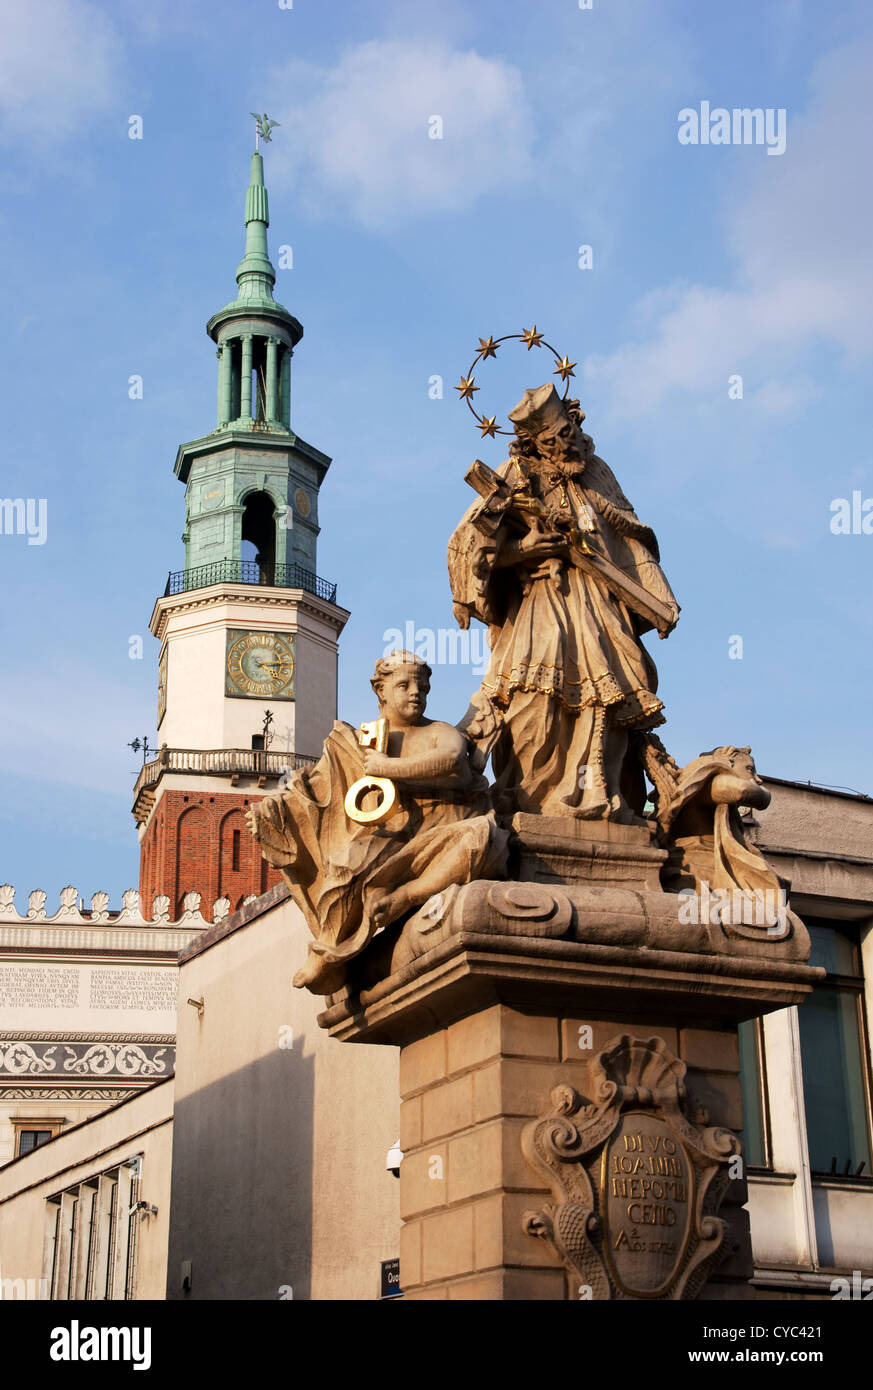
88,969,177,1013
0,966,79,1010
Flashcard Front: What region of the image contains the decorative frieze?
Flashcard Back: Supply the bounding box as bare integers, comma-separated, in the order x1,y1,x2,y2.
0,1038,173,1080
0,1087,141,1102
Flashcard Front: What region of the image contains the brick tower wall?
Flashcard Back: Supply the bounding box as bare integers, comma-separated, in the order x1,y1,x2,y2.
139,789,282,921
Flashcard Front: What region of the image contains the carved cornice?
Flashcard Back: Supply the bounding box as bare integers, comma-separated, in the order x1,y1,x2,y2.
149,585,349,642
321,878,822,1045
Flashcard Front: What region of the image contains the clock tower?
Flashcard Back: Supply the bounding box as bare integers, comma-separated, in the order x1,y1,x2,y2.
133,142,349,918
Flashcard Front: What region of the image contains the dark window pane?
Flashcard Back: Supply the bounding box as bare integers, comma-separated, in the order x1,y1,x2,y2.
806,923,859,977
19,1129,52,1154
738,1021,767,1166
799,989,871,1174
105,1183,117,1299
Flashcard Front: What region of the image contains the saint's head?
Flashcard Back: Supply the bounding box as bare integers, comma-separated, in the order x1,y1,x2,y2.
508,382,592,468
371,650,432,726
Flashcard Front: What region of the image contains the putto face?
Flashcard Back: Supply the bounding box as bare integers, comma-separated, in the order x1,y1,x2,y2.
380,665,430,723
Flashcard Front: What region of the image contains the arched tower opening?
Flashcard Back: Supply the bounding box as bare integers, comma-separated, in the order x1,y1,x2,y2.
241,491,277,584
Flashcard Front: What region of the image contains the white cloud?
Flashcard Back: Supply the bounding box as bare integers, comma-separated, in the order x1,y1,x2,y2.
0,0,123,143
584,38,873,419
266,39,534,228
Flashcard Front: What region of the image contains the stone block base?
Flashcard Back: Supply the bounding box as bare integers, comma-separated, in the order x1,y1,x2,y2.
394,1003,754,1300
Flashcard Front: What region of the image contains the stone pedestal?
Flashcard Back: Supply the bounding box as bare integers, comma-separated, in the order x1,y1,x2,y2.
319,826,819,1301
392,1006,752,1300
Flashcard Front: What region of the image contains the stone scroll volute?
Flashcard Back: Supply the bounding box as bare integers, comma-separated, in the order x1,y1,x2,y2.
521,1034,740,1300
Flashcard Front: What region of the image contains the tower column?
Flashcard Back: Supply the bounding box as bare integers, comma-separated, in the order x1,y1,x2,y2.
218,339,233,425
280,347,291,426
266,338,278,420
240,335,253,420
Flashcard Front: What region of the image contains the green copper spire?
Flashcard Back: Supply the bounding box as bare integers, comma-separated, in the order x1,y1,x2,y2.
234,152,276,307
173,127,331,594
206,141,303,434
207,145,301,333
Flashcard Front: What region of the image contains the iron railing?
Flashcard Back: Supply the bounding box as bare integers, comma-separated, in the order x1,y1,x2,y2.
132,747,318,821
165,560,337,603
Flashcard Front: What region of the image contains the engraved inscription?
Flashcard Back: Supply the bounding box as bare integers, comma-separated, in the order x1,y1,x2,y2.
88,968,177,1012
601,1111,693,1296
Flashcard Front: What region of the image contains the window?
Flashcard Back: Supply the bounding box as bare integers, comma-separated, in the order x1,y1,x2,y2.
18,1129,53,1155
13,1118,63,1157
44,1156,144,1300
104,1181,118,1299
738,1018,770,1167
798,920,872,1177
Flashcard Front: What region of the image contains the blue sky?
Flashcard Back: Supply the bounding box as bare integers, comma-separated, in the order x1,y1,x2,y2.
0,0,871,905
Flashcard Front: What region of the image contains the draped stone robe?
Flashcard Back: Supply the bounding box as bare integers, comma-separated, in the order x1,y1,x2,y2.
250,721,508,991
448,451,679,816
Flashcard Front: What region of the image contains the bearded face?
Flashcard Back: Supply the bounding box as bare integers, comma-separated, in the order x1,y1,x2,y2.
533,417,592,470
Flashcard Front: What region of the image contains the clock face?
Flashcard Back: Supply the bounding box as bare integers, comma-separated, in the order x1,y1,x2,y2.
157,647,167,727
226,630,295,700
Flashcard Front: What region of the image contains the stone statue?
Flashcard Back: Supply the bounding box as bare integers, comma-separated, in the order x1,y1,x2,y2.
247,651,508,993
654,744,800,936
448,383,679,822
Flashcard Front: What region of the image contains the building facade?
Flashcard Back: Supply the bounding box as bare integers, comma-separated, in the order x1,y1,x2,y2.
0,886,202,1170
743,778,873,1297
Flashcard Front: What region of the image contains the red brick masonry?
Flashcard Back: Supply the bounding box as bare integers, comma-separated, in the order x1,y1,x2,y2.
139,789,281,921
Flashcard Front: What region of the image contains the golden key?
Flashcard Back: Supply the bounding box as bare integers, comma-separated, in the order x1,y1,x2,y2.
344,718,398,825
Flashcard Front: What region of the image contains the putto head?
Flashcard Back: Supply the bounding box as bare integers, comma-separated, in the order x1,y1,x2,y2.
371,650,432,720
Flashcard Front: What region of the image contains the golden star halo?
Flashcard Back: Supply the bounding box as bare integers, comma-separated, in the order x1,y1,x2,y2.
454,376,479,401
455,329,579,439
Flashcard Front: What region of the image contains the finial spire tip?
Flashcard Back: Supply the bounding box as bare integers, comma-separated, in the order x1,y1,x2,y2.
251,112,280,152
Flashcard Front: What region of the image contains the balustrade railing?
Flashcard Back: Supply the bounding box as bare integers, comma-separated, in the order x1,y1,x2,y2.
164,560,337,603
132,747,317,809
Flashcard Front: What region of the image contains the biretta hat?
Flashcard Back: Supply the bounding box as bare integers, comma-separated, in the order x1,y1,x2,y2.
507,383,570,438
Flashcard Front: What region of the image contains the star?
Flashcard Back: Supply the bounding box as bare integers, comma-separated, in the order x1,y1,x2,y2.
476,336,499,360
479,415,499,438
454,376,479,401
521,325,544,350
553,355,577,383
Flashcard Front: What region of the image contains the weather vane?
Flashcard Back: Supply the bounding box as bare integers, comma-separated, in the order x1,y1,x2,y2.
454,329,578,438
127,735,155,765
251,112,280,151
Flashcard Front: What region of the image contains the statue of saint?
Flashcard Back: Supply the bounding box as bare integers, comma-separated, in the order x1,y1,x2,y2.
448,384,679,822
247,651,508,993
